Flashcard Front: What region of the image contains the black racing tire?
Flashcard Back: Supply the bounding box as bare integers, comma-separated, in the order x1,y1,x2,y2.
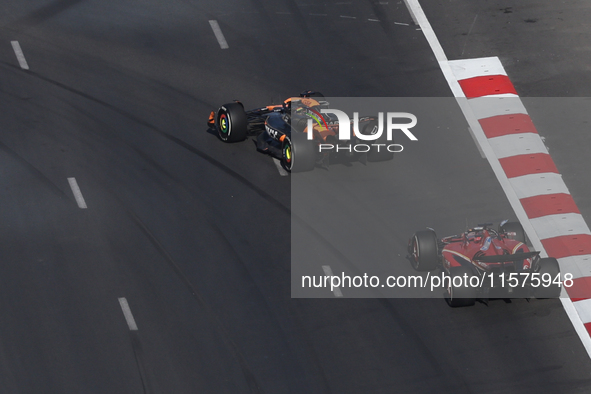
366,121,394,162
445,266,477,307
409,229,438,272
500,221,526,244
283,132,317,173
533,257,561,298
216,102,248,143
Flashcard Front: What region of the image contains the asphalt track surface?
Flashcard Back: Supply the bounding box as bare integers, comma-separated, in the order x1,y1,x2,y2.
1,0,591,393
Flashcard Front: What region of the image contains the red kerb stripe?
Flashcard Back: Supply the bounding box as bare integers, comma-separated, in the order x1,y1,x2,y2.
541,235,591,259
499,153,558,178
520,194,581,219
458,75,517,98
478,114,537,139
568,278,591,301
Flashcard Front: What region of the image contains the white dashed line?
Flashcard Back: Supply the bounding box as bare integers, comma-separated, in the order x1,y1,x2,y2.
340,15,356,19
209,20,229,49
11,41,29,70
394,22,410,26
322,265,344,297
118,297,138,331
67,177,88,209
272,158,289,176
368,18,380,22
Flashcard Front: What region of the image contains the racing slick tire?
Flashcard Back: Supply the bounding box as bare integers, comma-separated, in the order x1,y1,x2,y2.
408,229,438,272
216,102,248,143
500,221,526,244
283,132,317,173
445,266,477,307
533,257,561,299
367,121,394,162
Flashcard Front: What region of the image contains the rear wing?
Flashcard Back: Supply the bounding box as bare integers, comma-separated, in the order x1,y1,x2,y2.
473,251,539,263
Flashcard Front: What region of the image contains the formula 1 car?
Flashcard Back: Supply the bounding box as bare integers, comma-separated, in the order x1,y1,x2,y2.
408,221,561,307
207,91,393,172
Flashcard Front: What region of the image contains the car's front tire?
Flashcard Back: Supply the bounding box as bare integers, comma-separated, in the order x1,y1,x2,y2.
409,229,439,272
283,132,317,173
216,102,248,142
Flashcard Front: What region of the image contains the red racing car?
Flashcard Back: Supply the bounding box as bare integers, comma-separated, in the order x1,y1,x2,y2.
408,221,562,307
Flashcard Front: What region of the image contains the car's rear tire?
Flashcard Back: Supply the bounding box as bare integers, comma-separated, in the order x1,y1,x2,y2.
216,102,248,142
283,132,317,173
366,121,394,162
409,229,438,272
445,266,477,307
534,257,561,298
500,221,526,244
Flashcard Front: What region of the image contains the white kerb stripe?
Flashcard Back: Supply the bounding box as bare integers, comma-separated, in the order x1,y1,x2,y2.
558,255,591,280
574,299,591,324
448,57,508,81
478,93,519,99
67,177,88,209
11,41,29,70
322,265,343,297
488,133,548,159
209,20,229,49
467,97,527,120
118,297,138,331
530,213,591,241
508,173,569,199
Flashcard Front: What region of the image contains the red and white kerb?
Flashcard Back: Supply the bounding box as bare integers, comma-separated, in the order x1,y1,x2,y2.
449,57,591,333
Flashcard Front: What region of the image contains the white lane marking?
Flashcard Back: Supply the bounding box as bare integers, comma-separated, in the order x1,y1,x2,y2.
562,299,591,357
509,173,569,199
340,15,356,19
394,22,410,26
67,177,88,209
407,0,591,358
368,19,380,22
322,265,343,297
530,213,591,240
403,0,464,96
449,57,509,79
11,41,29,70
488,133,548,159
272,158,289,176
559,255,591,279
209,20,229,49
118,297,139,331
467,97,527,120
